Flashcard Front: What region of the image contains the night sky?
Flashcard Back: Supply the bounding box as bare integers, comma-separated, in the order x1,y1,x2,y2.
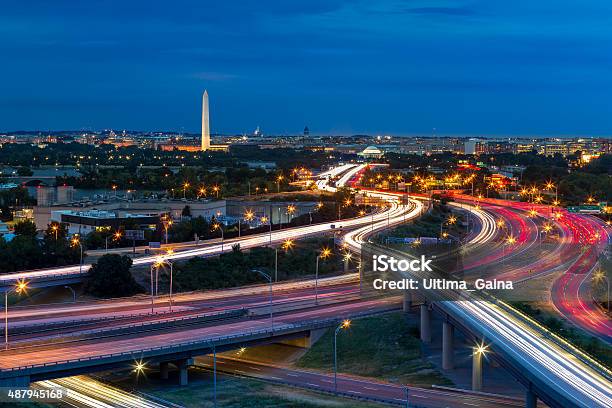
1,1,611,136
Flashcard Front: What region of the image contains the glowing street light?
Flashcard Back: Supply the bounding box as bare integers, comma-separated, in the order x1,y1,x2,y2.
260,215,272,244
212,222,224,252
51,224,59,240
182,182,190,199
71,235,84,275
315,248,332,304
281,239,294,251
472,341,488,391
212,185,220,198
162,219,173,244
334,319,351,393
197,187,207,199
593,270,610,313
5,280,28,349
286,204,296,222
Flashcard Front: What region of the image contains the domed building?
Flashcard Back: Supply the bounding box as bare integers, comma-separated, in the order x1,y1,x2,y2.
358,145,384,159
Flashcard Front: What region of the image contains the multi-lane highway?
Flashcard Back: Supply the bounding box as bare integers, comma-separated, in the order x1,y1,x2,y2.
197,356,530,408
1,163,611,408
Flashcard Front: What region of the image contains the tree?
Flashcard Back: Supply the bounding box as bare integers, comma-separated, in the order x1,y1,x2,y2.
182,205,191,217
85,254,143,298
13,219,37,236
16,167,33,177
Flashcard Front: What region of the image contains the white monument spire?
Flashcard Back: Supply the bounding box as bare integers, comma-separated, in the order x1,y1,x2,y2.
201,90,210,151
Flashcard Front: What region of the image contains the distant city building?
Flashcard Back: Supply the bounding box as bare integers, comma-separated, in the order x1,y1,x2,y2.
463,138,485,155
56,185,74,205
303,126,310,136
37,186,56,206
50,209,159,235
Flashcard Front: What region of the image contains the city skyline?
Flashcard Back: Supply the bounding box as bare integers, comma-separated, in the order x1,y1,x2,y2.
1,1,612,136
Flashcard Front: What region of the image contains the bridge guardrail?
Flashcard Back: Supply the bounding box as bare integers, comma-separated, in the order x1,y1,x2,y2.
0,303,400,375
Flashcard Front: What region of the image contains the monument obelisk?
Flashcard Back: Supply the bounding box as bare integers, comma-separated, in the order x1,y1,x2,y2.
201,90,210,151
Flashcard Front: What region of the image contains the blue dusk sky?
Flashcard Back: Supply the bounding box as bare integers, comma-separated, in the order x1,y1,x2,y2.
1,1,611,136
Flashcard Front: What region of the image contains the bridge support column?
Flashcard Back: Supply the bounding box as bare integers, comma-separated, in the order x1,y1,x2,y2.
525,389,537,408
442,321,454,369
176,358,193,386
472,348,483,391
403,291,412,312
420,304,431,344
159,362,169,380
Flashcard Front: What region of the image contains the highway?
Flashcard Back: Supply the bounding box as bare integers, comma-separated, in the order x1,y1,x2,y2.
2,163,610,407
35,375,171,408
0,296,402,370
197,356,532,408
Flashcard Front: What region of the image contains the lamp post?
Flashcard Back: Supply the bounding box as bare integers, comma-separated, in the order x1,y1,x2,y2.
593,270,610,313
251,269,274,330
64,285,76,303
276,175,283,193
278,239,294,282
315,247,332,305
287,204,296,224
333,319,351,393
163,219,173,244
261,215,272,245
503,235,516,267
242,209,254,238
153,252,175,312
51,224,59,240
4,280,28,349
150,259,162,314
182,182,190,199
212,222,224,252
197,187,207,199
71,236,84,275
207,341,218,408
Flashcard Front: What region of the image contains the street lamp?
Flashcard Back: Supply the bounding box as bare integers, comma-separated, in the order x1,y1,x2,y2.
51,224,59,240
212,185,220,198
153,251,175,312
503,235,516,265
276,175,284,193
260,215,272,244
315,247,332,304
197,187,207,199
541,223,553,243
240,209,255,238
163,219,173,244
275,239,294,282
183,182,190,199
333,319,351,393
4,280,28,349
250,269,274,330
150,257,165,313
71,235,84,275
286,204,296,223
212,222,224,252
593,270,610,314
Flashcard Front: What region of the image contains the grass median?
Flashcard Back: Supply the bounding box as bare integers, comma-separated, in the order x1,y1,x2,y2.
296,312,452,387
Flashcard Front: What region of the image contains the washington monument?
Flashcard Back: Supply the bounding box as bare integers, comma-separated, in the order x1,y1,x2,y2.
201,90,210,151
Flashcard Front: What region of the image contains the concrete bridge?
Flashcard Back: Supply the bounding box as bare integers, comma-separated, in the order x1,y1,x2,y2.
0,297,399,388
370,243,611,408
